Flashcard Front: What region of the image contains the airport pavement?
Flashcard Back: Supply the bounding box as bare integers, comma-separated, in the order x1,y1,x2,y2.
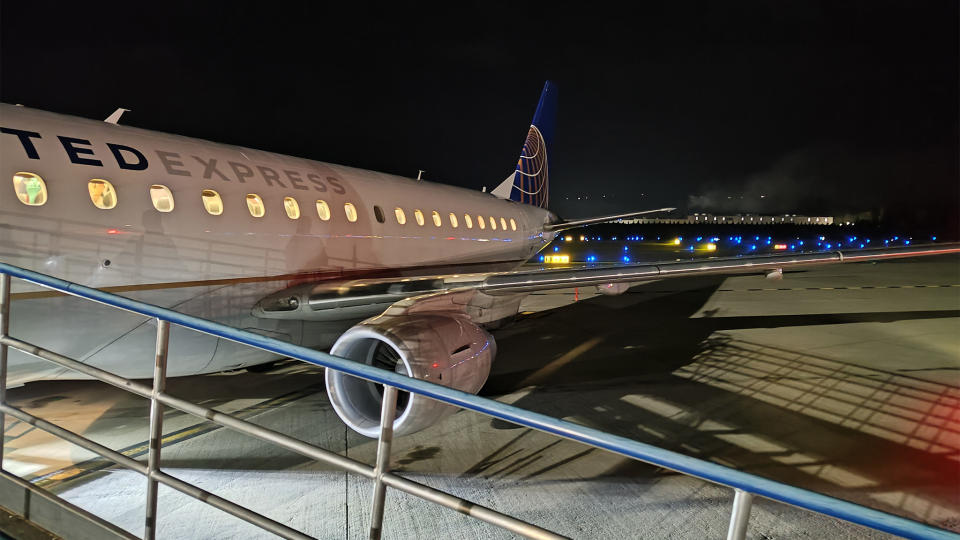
2,255,958,539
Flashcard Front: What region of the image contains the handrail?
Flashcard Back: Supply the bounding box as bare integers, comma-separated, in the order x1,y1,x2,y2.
1,261,957,540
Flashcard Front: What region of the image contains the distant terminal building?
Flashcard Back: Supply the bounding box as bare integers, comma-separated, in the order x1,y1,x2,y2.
617,213,835,225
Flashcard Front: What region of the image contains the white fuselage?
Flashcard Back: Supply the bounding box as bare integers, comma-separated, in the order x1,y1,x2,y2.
0,104,554,384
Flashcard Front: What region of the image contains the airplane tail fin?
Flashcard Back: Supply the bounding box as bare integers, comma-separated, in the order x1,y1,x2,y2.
491,81,557,209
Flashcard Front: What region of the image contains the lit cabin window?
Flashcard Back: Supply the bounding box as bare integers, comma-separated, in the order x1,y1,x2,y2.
509,218,517,231
316,200,331,221
88,179,117,209
489,217,497,230
464,214,473,229
432,211,442,227
201,189,223,215
283,197,300,219
12,172,47,206
246,194,265,217
477,215,485,229
344,202,358,222
414,209,424,226
449,213,458,228
500,217,507,230
374,205,385,223
150,185,174,212
394,207,406,225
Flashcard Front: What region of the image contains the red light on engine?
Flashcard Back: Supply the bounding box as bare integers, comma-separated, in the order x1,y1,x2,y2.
431,362,439,369
107,229,119,235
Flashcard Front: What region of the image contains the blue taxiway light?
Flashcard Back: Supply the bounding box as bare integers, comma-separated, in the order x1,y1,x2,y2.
825,243,832,249
622,256,631,263
932,236,937,241
553,246,559,252
749,244,757,251
904,240,911,245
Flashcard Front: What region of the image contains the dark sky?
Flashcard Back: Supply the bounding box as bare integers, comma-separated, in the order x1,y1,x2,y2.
2,2,957,225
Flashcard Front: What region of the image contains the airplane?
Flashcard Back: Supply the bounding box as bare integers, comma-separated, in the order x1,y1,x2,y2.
2,82,957,437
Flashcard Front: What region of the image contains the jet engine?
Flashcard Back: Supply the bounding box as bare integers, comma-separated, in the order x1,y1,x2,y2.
325,314,495,438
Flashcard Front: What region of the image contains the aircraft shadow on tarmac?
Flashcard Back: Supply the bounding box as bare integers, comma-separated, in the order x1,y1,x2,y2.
480,275,960,527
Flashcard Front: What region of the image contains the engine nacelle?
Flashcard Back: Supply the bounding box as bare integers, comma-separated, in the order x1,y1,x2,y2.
325,314,496,438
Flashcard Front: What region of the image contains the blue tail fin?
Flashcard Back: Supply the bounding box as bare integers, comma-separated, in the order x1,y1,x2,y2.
492,81,557,209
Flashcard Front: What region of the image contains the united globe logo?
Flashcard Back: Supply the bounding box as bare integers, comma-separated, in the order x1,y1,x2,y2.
511,125,548,208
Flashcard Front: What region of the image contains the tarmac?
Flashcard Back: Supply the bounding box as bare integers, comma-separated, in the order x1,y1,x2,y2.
3,254,958,539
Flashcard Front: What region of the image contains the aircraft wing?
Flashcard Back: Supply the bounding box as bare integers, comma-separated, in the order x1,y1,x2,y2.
255,243,960,320
477,243,960,294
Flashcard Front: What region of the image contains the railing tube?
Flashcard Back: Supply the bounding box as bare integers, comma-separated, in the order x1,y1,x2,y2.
0,273,9,472
726,489,754,540
369,385,398,540
144,319,170,540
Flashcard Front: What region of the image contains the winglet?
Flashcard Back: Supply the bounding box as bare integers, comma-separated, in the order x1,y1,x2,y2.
104,108,130,124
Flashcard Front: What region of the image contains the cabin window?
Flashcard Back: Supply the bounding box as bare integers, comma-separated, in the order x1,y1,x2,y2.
88,179,117,209
414,209,424,226
201,189,224,215
500,217,507,230
464,214,473,229
449,213,458,228
150,185,174,212
374,205,385,223
316,200,331,220
283,197,300,219
344,202,358,222
394,207,406,225
510,218,517,231
246,194,265,217
431,210,442,227
12,172,47,206
489,216,497,230
476,215,485,229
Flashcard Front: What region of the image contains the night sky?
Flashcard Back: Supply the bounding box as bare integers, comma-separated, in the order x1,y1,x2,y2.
2,2,957,228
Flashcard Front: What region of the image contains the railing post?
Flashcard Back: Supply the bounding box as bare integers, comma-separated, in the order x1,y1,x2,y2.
726,489,754,540
144,319,170,540
369,385,398,540
0,273,10,471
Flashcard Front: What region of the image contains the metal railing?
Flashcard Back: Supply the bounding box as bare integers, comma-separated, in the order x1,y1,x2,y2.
0,261,957,540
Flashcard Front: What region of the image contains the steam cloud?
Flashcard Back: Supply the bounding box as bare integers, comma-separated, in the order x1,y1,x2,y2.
688,145,957,225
